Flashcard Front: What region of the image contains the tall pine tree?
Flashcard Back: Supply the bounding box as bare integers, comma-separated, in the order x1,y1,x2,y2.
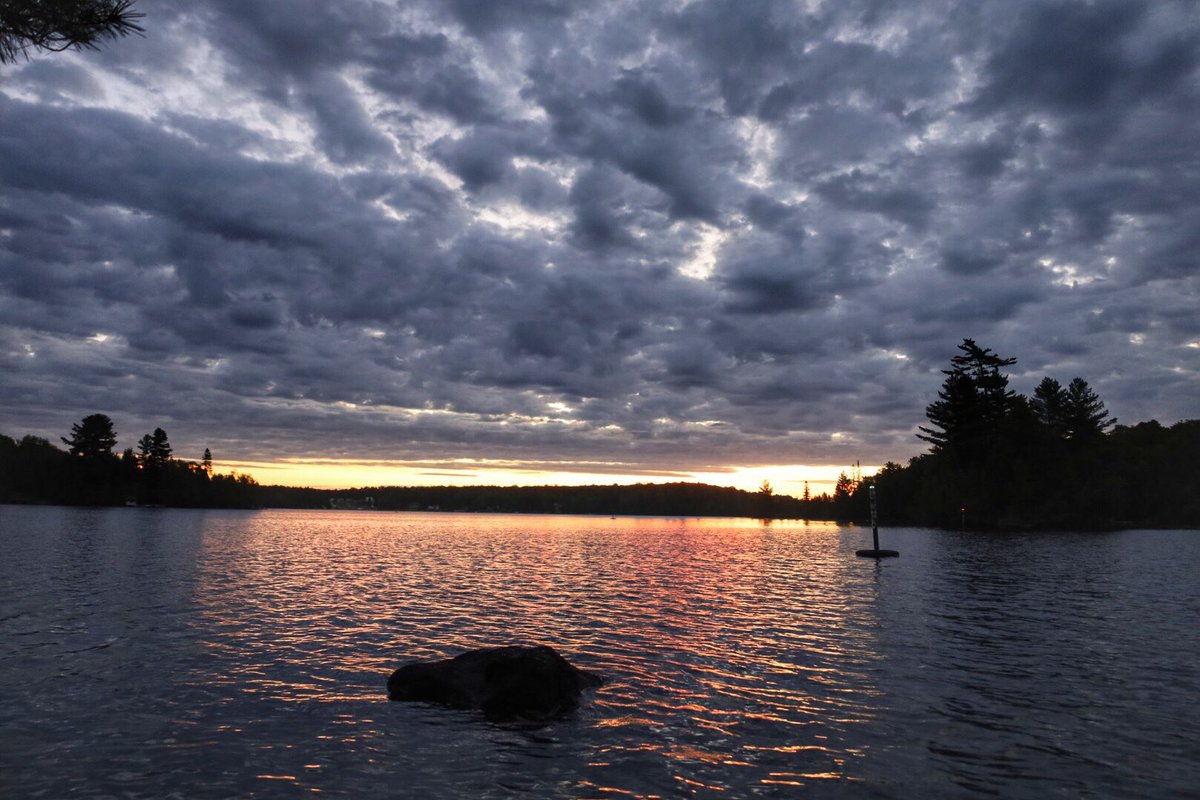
1062,378,1114,440
138,427,172,467
917,339,1017,462
62,413,117,459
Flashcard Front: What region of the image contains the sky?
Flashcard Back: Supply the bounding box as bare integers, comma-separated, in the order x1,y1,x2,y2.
1,0,1198,496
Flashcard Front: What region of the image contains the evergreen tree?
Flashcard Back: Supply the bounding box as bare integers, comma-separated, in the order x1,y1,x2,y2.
61,413,117,459
1062,377,1115,439
918,339,1017,461
202,447,213,476
1031,377,1068,435
137,433,153,464
0,0,144,64
138,427,172,467
832,470,857,518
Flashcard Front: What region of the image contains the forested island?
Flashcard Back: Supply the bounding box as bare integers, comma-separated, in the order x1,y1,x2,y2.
2,340,1196,528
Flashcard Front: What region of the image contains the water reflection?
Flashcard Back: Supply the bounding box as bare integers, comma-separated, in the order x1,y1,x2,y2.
182,512,891,792
3,507,1197,798
864,528,1200,798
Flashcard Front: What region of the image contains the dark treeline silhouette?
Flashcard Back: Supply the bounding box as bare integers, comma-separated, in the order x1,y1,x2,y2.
3,413,831,516
5,350,1197,527
835,339,1200,529
257,481,833,519
0,413,258,508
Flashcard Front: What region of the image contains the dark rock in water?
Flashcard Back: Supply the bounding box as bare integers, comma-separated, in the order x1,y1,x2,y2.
387,645,603,723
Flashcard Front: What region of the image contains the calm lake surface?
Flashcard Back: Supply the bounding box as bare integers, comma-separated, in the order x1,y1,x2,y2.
1,506,1197,798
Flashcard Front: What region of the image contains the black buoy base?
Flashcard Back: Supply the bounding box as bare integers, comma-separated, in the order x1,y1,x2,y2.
856,549,900,558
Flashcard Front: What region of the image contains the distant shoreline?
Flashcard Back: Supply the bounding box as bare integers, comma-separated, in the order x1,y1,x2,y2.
6,412,1198,529
5,497,1195,532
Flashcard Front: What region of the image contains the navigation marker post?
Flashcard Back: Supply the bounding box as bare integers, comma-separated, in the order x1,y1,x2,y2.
856,484,899,559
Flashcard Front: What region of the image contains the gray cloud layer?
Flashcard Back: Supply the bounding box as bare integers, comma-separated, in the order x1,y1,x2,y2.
2,0,1197,477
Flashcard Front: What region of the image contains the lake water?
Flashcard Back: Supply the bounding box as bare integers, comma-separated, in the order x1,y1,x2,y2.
1,506,1197,798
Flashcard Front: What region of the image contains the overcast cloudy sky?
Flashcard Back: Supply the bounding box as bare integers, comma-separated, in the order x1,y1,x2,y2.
2,0,1197,493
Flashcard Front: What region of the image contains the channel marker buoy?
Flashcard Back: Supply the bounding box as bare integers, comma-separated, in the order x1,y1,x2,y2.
856,484,899,558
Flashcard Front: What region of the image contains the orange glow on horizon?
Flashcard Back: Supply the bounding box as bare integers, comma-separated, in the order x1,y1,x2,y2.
217,459,878,498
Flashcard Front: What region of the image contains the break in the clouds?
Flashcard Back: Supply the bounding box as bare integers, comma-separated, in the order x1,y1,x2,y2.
1,0,1198,485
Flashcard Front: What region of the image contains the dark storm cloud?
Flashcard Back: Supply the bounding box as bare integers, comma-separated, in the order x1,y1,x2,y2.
527,60,740,223
1,0,1197,480
815,171,935,231
363,33,502,126
443,0,574,37
429,123,546,190
299,72,396,163
970,1,1196,117
567,165,647,249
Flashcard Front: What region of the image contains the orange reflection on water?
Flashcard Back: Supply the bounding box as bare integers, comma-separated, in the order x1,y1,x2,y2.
664,745,754,768
574,783,662,799
675,774,728,791
186,510,886,789
762,770,862,785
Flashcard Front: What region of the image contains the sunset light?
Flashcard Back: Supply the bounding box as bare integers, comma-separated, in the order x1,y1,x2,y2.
223,459,868,498
2,1,1197,798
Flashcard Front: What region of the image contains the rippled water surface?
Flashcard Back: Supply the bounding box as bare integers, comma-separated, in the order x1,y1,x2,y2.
2,506,1197,798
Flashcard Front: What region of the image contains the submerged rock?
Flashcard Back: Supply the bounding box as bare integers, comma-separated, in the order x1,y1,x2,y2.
387,645,603,723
